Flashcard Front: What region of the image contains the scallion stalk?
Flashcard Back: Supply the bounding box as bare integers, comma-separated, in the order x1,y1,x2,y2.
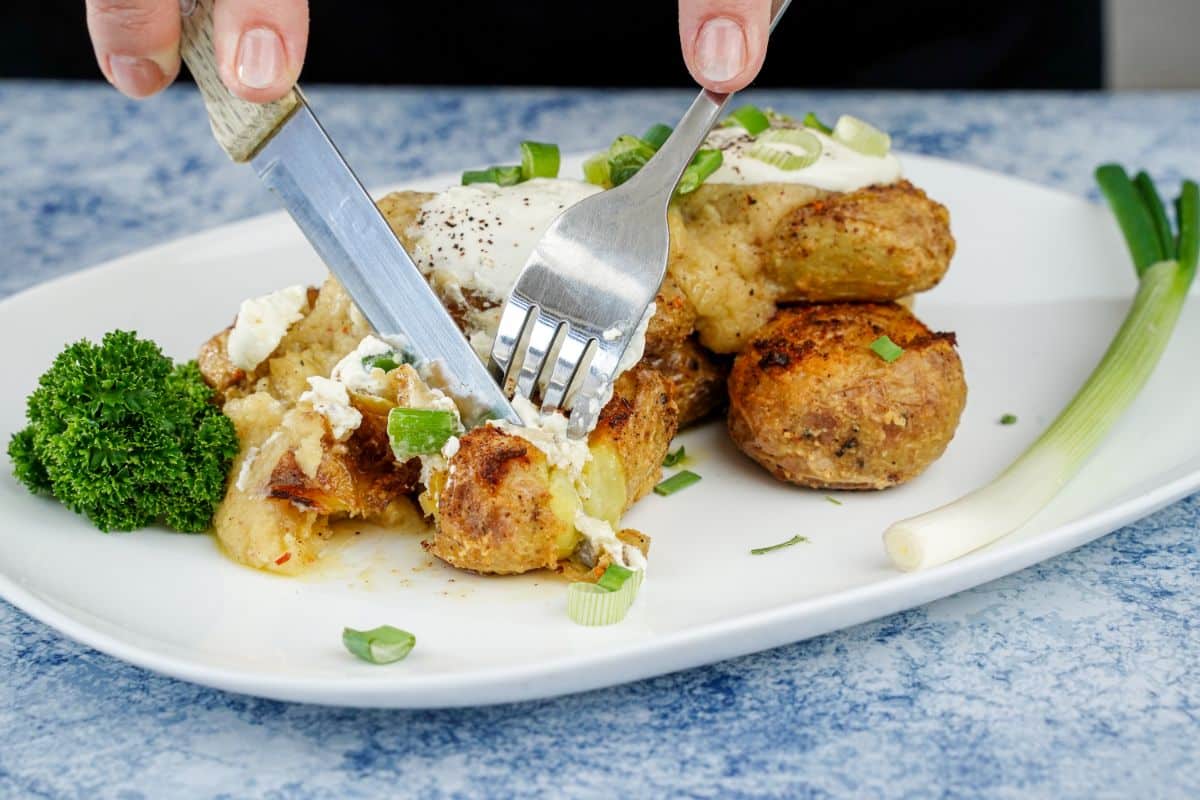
884,166,1199,571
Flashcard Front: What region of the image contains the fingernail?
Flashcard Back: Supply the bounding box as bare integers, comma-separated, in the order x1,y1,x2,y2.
694,17,747,84
108,55,165,98
236,27,284,90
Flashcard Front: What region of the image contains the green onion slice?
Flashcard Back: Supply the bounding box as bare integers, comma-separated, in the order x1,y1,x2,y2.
825,495,843,506
387,408,460,461
999,414,1018,425
677,149,724,195
642,123,674,150
748,146,818,171
653,469,701,496
803,112,833,135
342,625,415,664
750,534,809,555
582,152,612,187
832,115,891,157
607,135,657,187
870,335,904,363
662,445,687,467
461,165,523,186
747,129,822,172
362,351,404,373
520,141,560,180
567,566,644,626
727,105,771,136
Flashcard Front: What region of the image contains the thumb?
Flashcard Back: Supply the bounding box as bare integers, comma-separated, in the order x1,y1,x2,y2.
678,0,773,93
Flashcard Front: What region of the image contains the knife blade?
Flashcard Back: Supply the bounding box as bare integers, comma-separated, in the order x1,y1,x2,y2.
179,0,518,428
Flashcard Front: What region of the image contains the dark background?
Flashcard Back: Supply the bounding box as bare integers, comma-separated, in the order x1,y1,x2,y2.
3,1,1102,89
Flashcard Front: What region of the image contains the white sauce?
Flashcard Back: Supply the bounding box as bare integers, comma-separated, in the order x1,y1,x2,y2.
490,395,591,481
407,178,602,303
703,126,902,193
574,511,647,572
234,446,259,493
299,376,362,442
331,335,396,397
227,285,308,371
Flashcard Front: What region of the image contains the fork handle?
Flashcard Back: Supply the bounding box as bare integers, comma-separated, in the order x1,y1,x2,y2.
627,0,793,203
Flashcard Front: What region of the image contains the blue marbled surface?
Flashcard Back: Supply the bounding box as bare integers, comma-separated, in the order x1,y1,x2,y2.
2,82,1199,798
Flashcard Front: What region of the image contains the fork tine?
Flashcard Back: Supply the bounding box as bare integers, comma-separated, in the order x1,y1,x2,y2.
489,300,535,394
514,314,562,401
540,329,592,413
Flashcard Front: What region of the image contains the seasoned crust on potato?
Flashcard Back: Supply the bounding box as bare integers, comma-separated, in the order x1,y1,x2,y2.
643,337,729,427
727,303,966,490
671,180,954,353
425,366,678,575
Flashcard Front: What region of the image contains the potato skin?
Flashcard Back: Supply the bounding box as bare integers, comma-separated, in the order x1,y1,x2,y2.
727,303,966,490
643,337,728,427
671,180,954,353
426,366,678,574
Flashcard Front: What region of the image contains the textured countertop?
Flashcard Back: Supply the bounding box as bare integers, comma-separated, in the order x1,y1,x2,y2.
1,82,1199,799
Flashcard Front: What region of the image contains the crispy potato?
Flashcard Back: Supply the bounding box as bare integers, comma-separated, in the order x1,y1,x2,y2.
423,366,677,574
643,337,729,427
379,180,953,358
671,180,954,353
727,303,965,490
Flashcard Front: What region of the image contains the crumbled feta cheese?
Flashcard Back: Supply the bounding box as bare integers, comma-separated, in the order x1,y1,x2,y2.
227,284,307,371
490,395,591,480
299,376,362,441
331,335,396,396
574,511,647,571
234,446,259,493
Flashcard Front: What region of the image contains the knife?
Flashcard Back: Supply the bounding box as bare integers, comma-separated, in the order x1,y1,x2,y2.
178,0,519,427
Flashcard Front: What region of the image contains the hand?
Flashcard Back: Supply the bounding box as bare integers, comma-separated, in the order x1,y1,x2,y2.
85,0,309,102
678,0,773,93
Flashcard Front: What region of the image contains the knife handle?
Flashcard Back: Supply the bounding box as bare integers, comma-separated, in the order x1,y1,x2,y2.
178,0,299,162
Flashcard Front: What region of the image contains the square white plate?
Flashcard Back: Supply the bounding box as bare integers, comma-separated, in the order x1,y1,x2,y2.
1,155,1197,707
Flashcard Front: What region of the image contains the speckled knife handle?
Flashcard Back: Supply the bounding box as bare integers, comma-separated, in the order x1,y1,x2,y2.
179,0,299,162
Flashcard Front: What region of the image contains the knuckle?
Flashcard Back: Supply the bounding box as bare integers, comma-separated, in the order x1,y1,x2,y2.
89,0,169,37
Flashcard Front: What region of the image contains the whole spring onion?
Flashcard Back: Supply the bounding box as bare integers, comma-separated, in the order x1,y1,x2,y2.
567,564,644,626
343,625,416,664
387,407,460,461
884,166,1198,571
832,115,891,157
520,140,560,180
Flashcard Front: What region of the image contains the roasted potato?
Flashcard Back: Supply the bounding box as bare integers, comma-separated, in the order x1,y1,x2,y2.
727,303,965,490
670,180,954,353
422,365,677,574
643,337,729,426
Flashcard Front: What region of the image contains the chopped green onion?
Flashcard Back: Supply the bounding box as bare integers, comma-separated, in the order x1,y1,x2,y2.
607,135,657,187
727,105,771,136
342,625,415,664
461,165,523,186
596,562,635,591
641,123,673,150
520,141,560,180
832,115,891,157
677,149,724,195
870,335,904,363
803,112,833,135
567,566,644,626
582,152,612,187
750,534,809,555
387,408,459,461
884,166,1199,572
362,351,404,373
748,145,817,171
999,414,1018,426
653,469,701,496
662,445,687,467
825,495,843,506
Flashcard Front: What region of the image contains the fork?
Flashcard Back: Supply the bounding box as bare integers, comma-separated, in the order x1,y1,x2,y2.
489,0,793,437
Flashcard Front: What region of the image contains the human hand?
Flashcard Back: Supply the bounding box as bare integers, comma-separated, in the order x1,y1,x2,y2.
679,0,773,93
85,0,309,102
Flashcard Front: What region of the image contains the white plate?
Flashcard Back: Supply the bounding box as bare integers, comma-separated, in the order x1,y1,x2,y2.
2,155,1198,708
